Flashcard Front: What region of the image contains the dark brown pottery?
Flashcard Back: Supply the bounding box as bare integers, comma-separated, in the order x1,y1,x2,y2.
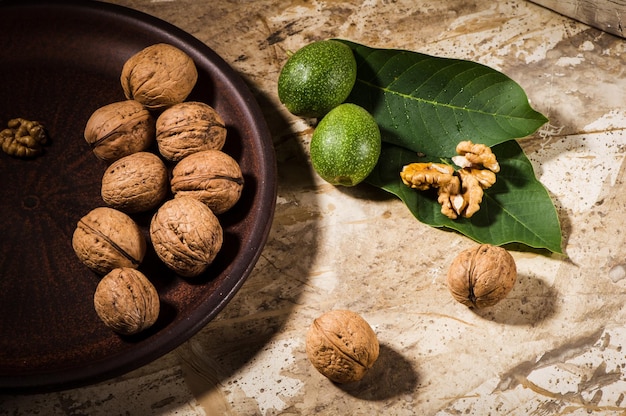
0,0,277,392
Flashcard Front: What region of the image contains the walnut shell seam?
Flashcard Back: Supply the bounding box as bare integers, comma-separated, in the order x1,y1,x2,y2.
77,218,142,266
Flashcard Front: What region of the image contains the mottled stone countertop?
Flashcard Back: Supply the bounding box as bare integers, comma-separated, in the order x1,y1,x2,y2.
3,0,626,415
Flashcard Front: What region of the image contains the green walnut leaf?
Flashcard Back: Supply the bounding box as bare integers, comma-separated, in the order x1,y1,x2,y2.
336,39,562,253
367,141,563,253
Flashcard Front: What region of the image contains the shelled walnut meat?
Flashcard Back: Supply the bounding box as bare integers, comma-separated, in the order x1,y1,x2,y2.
101,151,168,213
446,244,517,308
121,43,198,110
400,140,499,219
156,101,227,162
0,118,48,158
94,267,160,336
150,196,223,278
306,310,379,383
170,149,244,214
84,100,155,162
72,207,147,275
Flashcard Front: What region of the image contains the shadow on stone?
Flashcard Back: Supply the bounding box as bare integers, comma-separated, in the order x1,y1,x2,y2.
337,343,419,401
472,273,558,326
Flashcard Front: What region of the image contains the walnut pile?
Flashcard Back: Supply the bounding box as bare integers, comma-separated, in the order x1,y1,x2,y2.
0,118,48,158
74,43,243,335
446,244,517,308
306,310,379,383
400,140,499,219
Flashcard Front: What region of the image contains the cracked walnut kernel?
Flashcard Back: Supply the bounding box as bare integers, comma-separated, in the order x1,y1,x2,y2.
400,141,499,219
0,118,48,158
453,140,500,173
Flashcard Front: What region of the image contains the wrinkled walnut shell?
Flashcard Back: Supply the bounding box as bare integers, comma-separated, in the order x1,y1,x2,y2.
446,244,517,308
94,267,160,335
121,43,198,110
306,310,379,383
150,196,223,278
170,150,244,214
72,207,147,275
101,151,169,213
156,101,227,162
84,100,155,162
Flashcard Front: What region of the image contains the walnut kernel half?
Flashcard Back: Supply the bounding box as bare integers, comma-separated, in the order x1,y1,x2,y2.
0,118,48,158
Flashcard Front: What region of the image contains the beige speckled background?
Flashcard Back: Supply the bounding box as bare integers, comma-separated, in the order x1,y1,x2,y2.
3,1,626,414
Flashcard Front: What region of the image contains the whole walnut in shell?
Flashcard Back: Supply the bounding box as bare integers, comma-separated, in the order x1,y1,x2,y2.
72,207,147,275
156,101,227,162
170,150,244,214
121,43,198,110
150,196,223,278
446,244,517,308
94,267,160,335
101,151,169,213
84,100,155,162
306,310,379,383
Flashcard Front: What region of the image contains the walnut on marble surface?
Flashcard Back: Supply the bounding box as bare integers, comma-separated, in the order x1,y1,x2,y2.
84,100,155,162
446,244,517,308
156,101,227,162
170,149,244,214
121,43,198,110
306,310,379,383
101,151,169,213
150,196,223,278
94,267,160,335
72,207,147,275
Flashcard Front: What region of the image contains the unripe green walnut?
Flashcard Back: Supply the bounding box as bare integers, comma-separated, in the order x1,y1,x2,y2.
278,40,357,118
310,103,381,186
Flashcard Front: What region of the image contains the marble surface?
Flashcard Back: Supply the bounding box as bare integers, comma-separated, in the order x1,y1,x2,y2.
3,0,626,414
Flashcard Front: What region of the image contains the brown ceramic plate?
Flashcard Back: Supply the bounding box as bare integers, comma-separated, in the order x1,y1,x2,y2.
0,0,276,392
